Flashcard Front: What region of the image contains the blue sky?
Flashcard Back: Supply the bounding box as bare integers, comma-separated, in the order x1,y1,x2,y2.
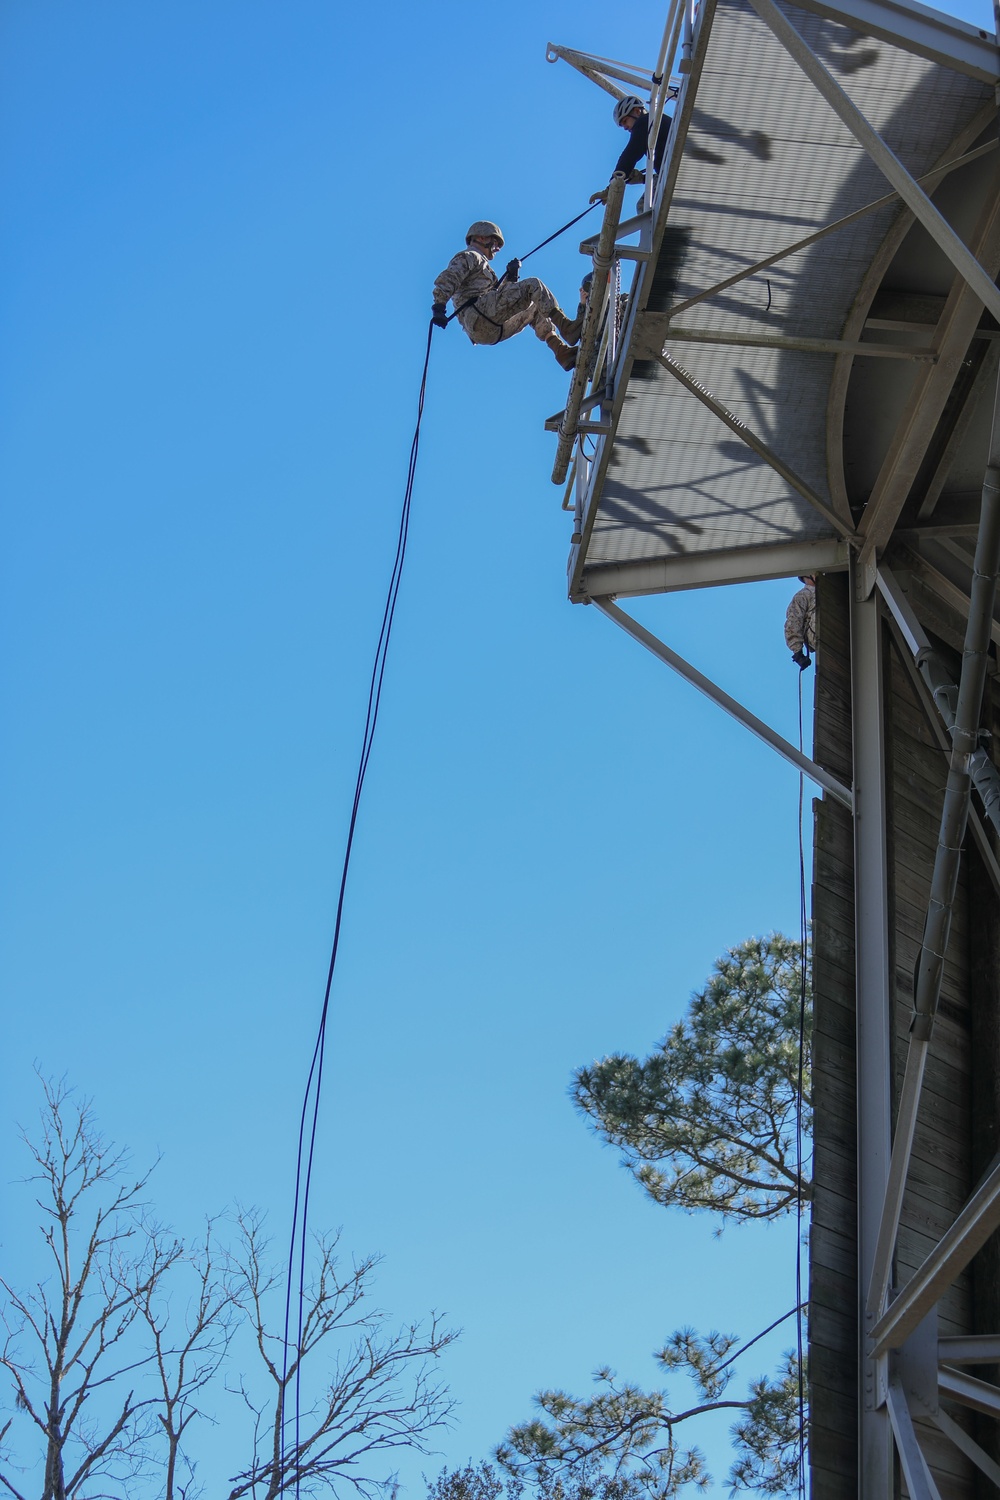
0,0,991,1494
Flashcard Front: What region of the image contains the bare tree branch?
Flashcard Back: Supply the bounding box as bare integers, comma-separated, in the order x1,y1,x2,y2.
224,1211,457,1500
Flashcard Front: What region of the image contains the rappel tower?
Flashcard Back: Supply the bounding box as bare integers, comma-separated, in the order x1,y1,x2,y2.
548,0,1000,1493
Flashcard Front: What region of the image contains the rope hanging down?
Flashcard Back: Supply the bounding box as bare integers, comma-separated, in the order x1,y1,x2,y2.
278,195,598,1497
279,321,433,1498
795,670,809,1500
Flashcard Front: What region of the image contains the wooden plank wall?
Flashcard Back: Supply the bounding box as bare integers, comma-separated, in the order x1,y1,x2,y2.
809,575,1000,1498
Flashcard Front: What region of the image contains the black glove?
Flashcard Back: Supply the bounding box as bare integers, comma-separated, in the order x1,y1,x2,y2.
791,648,812,670
505,258,521,282
431,303,449,329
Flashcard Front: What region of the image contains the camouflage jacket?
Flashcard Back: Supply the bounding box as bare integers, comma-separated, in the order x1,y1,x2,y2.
433,249,497,335
784,585,817,653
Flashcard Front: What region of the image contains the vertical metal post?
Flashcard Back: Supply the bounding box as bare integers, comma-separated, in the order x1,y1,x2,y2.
680,0,694,72
850,566,894,1496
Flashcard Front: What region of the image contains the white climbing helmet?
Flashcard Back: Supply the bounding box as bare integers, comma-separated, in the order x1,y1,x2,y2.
613,95,646,125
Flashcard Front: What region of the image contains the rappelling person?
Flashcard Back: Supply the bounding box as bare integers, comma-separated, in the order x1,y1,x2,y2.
590,95,671,206
785,576,817,669
431,221,583,371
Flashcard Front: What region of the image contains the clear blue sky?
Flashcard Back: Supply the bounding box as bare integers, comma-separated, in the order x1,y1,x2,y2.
0,0,990,1494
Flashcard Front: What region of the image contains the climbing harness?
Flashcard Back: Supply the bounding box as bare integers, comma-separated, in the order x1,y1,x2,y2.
445,200,600,338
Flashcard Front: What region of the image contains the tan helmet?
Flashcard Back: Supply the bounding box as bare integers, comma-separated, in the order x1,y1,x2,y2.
466,220,505,248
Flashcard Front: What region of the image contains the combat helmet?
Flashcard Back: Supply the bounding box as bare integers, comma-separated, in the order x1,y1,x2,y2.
466,220,505,247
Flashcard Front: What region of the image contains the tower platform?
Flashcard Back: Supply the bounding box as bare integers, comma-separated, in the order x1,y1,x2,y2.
550,0,1000,1493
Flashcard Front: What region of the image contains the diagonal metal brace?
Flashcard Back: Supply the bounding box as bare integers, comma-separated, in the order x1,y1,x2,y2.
744,0,1000,330
649,351,857,541
593,596,853,806
871,1154,1000,1355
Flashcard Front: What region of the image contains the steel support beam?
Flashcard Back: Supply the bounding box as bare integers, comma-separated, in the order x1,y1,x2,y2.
930,1407,1000,1487
581,538,849,600
866,1037,930,1320
917,342,1000,520
938,1365,1000,1417
871,1156,1000,1355
641,320,936,359
939,1334,1000,1363
785,0,1000,82
667,137,997,320
886,1382,942,1500
650,352,856,541
744,0,1000,331
544,42,653,97
878,606,1000,902
592,597,853,805
877,566,1000,839
850,570,894,1495
856,176,1000,592
911,400,1000,1033
896,544,1000,653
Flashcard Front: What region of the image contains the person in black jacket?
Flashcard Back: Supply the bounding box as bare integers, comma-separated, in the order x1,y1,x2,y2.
590,95,671,205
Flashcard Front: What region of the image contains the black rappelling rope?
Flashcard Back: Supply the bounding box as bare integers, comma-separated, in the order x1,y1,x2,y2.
279,320,434,1498
277,196,599,1496
795,669,809,1500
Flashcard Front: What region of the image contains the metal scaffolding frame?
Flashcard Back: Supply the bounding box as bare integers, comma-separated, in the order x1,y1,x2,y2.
549,0,1000,1490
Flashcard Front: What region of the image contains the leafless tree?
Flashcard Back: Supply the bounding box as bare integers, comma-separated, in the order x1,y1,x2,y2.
225,1210,457,1500
138,1221,238,1500
0,1077,181,1500
0,1083,458,1500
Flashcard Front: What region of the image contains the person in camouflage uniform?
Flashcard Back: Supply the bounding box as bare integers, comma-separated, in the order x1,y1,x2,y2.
784,575,817,669
432,221,582,371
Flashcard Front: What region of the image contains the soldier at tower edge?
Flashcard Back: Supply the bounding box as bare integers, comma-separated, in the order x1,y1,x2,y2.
431,221,583,371
590,95,671,205
784,575,817,669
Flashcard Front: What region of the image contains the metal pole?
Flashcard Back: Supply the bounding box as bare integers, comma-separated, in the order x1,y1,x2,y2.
849,569,894,1497
745,0,1000,330
593,597,854,805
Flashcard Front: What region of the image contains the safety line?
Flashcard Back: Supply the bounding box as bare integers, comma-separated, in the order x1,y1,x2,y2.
277,194,599,1495
279,320,435,1498
446,202,599,323
712,1304,803,1378
795,668,809,1500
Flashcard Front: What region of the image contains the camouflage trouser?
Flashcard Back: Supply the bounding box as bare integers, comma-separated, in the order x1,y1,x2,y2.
459,277,562,346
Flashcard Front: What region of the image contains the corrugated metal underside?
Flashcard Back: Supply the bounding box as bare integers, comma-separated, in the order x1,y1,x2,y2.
577,0,991,597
